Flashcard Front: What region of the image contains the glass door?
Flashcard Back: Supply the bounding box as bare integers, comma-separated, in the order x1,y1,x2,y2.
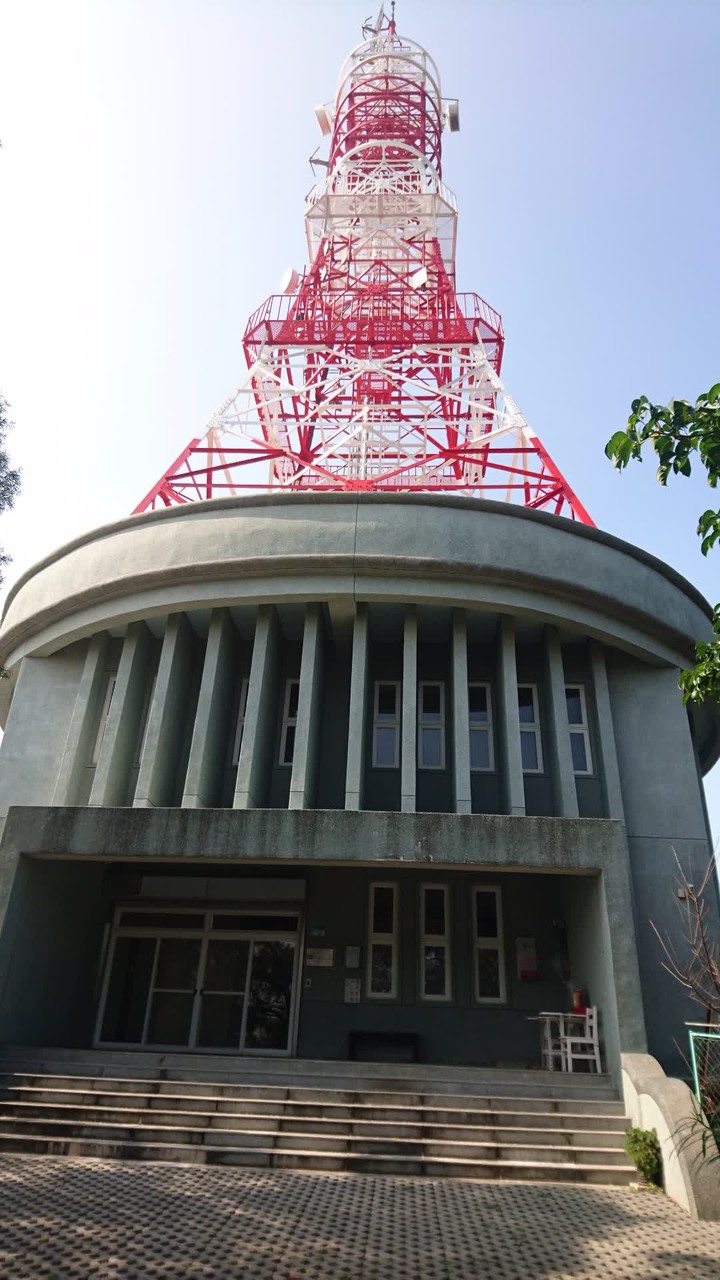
196,939,251,1049
243,939,296,1052
96,905,302,1055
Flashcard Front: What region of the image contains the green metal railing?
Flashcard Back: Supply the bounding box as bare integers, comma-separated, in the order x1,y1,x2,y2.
688,1023,720,1148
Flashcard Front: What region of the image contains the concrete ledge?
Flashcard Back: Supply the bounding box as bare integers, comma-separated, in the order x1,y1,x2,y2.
622,1051,720,1219
2,804,625,870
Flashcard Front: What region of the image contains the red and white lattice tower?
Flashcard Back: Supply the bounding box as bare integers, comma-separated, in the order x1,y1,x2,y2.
135,6,592,523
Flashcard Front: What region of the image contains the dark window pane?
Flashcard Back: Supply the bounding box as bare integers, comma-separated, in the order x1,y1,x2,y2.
565,688,583,725
213,914,298,933
475,891,498,939
203,939,250,991
520,729,539,771
468,685,488,721
243,940,294,1051
518,687,535,723
470,727,491,770
374,725,397,767
282,723,296,765
370,943,394,994
476,948,501,999
420,726,443,768
119,912,204,930
100,935,155,1043
146,991,195,1045
287,681,299,719
421,684,441,718
377,683,398,719
424,888,446,936
197,994,244,1050
570,732,588,772
424,945,447,997
373,886,395,935
154,938,201,990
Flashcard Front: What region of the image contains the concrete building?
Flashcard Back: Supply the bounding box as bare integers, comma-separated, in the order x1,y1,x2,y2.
0,491,717,1081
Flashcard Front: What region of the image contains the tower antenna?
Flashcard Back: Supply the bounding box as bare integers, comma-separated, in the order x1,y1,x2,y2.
135,15,592,525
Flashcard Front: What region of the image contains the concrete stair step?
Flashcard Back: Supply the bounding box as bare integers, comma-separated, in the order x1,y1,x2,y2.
0,1051,618,1099
0,1114,633,1167
0,1129,636,1185
0,1073,625,1115
0,1101,628,1149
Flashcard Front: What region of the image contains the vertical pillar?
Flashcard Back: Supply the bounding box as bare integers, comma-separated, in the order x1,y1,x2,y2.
590,640,625,819
53,632,109,805
90,621,152,807
234,606,280,809
289,604,324,810
543,626,579,817
345,604,369,811
182,610,236,808
496,615,525,816
401,606,417,813
452,609,472,815
135,613,195,808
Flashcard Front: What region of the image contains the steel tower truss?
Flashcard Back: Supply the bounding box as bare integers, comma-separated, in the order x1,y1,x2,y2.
135,9,592,523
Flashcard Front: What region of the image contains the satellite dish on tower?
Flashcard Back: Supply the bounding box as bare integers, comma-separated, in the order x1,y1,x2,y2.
444,100,460,132
314,104,332,136
280,267,300,294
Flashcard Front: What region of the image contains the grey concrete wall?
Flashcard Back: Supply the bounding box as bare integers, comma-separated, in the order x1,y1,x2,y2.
0,857,108,1046
607,653,720,1075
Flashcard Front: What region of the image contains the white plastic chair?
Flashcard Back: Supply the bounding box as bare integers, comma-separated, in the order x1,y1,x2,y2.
561,1006,601,1073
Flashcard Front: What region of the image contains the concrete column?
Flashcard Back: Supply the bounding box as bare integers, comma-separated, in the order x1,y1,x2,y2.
543,626,579,817
401,606,417,813
234,606,280,810
452,609,472,815
89,621,152,807
134,613,195,808
53,632,110,805
496,615,525,816
590,640,625,820
345,604,369,811
289,604,324,810
182,610,237,809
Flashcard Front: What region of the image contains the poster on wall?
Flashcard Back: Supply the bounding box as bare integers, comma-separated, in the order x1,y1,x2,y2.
516,936,539,981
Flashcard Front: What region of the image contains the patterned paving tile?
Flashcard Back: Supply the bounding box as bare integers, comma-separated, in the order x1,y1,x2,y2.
0,1155,718,1279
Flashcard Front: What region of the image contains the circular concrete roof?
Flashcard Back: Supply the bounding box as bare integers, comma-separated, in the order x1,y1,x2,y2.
0,495,713,674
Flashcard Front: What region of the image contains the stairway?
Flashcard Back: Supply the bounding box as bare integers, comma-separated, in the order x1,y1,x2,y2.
0,1047,635,1185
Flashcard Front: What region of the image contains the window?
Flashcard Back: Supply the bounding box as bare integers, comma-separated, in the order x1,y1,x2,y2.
367,882,397,998
473,886,505,1003
372,681,401,768
418,681,445,769
91,674,117,765
231,677,250,766
468,683,494,771
565,684,592,775
518,684,543,773
279,679,300,766
420,884,451,1000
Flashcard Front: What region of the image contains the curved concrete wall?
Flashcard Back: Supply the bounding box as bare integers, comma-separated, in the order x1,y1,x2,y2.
0,495,714,668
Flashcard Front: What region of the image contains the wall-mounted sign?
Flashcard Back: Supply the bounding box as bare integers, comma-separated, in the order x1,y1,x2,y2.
305,947,335,968
516,936,539,981
344,945,360,969
310,927,326,938
344,977,361,1004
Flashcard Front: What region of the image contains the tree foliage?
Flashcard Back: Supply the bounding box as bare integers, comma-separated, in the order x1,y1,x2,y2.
0,395,20,579
606,386,720,703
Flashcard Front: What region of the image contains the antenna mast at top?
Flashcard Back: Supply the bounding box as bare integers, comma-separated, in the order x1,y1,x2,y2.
135,10,592,524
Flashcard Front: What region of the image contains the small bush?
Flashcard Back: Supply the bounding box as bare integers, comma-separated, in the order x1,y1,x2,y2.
624,1126,663,1187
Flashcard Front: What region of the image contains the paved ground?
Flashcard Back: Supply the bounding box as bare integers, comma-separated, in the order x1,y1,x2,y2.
0,1156,719,1280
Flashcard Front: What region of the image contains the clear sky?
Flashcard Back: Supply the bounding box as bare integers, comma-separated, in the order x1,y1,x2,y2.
1,0,719,832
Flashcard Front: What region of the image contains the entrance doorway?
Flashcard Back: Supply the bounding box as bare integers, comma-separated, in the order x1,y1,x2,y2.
95,906,302,1055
